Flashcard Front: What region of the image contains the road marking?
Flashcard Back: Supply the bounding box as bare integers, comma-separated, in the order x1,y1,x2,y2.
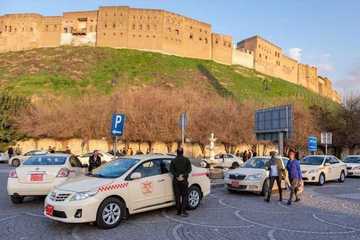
72,226,83,240
0,215,18,223
218,198,289,214
24,212,48,219
171,224,183,240
234,210,358,234
162,210,253,229
267,229,276,240
312,214,358,230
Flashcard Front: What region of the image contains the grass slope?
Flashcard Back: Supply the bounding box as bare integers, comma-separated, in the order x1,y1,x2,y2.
0,46,334,107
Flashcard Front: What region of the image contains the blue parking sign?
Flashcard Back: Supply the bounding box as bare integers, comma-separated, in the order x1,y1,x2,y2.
111,114,126,136
308,136,317,152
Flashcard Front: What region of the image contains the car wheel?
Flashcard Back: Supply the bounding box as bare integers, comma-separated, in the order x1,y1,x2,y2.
318,173,325,186
261,178,270,196
12,159,20,167
96,197,125,229
10,195,24,204
200,160,209,168
187,185,202,210
339,171,345,183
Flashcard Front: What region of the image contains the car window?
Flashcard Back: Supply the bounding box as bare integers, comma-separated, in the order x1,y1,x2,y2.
161,159,173,174
330,157,339,164
93,158,139,178
325,157,332,164
344,156,360,163
23,156,67,165
227,154,233,158
302,156,324,165
70,156,82,168
135,160,162,178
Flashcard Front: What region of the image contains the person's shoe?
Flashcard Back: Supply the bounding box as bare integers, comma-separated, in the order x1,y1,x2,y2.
181,212,189,217
176,212,181,216
279,197,283,202
265,198,270,202
287,201,292,205
295,198,301,202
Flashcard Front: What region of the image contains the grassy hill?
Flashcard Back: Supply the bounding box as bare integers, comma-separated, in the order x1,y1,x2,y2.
0,46,334,107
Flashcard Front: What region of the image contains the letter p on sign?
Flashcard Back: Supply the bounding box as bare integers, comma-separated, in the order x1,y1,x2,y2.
111,114,126,136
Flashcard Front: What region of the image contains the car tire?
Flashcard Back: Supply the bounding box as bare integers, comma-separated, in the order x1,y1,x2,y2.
339,170,345,183
318,173,325,186
96,197,126,229
187,185,202,210
10,195,24,204
200,160,209,168
12,159,20,167
261,178,270,196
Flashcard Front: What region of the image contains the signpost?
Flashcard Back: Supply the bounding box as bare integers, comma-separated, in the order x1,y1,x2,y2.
321,132,332,155
308,136,317,154
111,113,126,158
255,105,293,156
179,112,188,146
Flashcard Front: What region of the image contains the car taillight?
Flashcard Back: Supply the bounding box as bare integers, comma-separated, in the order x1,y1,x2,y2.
9,170,17,178
57,168,70,177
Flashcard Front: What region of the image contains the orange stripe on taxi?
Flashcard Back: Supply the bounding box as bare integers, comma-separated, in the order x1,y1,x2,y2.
98,182,129,192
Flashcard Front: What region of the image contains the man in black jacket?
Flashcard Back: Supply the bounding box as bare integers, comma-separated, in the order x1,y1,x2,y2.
88,150,101,173
170,147,192,217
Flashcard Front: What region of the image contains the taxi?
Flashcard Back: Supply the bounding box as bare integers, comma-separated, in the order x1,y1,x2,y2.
224,156,289,195
343,155,360,177
7,154,86,204
44,155,210,229
301,155,347,185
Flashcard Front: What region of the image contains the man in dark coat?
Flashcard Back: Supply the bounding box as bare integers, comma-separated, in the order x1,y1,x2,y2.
170,147,192,217
7,147,14,159
88,150,102,173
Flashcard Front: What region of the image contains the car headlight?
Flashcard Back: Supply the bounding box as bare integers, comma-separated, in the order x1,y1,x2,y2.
70,190,98,201
245,174,263,181
308,169,320,174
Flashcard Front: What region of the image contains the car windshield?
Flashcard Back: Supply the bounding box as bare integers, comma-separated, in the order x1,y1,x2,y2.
23,156,67,165
92,158,139,178
243,158,268,169
301,156,324,165
344,156,360,163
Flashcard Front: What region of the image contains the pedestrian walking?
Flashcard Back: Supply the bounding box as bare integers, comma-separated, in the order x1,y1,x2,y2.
65,146,71,154
286,149,303,205
235,150,241,157
7,147,14,159
88,150,102,173
170,147,192,217
265,151,285,202
242,150,248,162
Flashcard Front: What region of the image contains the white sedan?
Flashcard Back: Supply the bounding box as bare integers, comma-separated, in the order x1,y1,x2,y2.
7,154,86,204
44,155,210,229
201,154,243,169
224,156,289,195
301,155,347,185
343,155,360,177
77,151,114,165
9,150,48,167
0,152,9,163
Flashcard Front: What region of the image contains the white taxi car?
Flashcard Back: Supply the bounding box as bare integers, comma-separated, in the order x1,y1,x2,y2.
343,155,360,177
201,153,243,169
7,154,86,204
44,155,210,229
224,156,288,195
301,155,347,185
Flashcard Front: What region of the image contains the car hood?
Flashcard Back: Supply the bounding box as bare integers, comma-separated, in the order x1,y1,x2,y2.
300,165,322,171
227,167,266,176
56,175,115,192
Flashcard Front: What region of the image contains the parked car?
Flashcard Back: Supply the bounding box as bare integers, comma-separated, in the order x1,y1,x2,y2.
9,150,48,167
7,154,87,204
0,152,9,163
44,154,210,229
77,151,114,165
201,153,243,169
301,155,347,185
343,155,360,177
224,156,289,195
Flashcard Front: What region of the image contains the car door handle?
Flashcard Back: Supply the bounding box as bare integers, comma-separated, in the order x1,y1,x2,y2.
158,179,165,182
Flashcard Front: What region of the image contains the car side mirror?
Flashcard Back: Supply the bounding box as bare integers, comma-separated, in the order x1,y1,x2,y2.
130,172,142,180
324,163,331,166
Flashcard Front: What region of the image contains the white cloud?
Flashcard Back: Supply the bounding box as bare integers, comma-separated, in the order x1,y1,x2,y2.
288,48,302,61
318,63,335,72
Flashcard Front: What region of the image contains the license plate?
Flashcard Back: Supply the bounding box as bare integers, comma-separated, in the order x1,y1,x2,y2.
45,204,54,216
31,173,44,182
231,180,240,187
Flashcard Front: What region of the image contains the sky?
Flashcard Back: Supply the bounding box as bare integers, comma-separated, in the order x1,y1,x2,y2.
1,0,359,94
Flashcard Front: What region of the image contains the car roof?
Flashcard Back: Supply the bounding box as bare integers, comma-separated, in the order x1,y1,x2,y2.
119,154,175,161
28,153,71,158
345,155,360,157
304,155,334,157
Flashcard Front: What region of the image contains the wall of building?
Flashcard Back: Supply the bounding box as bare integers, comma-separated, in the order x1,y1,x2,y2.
232,48,254,69
279,55,298,84
211,33,233,65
